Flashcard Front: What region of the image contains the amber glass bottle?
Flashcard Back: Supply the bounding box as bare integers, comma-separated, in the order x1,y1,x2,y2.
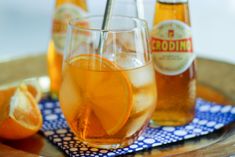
151,0,196,126
47,0,87,96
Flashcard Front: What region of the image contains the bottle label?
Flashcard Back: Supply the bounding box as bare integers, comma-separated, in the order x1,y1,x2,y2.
53,3,87,54
151,20,195,75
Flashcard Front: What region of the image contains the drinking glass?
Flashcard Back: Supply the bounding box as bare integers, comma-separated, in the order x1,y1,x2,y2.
59,16,157,149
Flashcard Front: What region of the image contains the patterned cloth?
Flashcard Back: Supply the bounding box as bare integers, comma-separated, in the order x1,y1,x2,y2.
39,98,235,157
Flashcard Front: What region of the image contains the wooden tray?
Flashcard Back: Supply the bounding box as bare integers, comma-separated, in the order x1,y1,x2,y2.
0,54,235,157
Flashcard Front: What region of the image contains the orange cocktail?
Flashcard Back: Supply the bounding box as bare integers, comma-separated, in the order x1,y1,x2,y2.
59,16,157,149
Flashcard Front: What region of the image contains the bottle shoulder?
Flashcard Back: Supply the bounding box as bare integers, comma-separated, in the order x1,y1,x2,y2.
153,1,191,26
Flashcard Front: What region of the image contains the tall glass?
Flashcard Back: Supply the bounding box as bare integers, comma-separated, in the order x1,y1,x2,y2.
59,16,157,149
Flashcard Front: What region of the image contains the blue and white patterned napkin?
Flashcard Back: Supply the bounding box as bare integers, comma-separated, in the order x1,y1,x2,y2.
39,98,235,157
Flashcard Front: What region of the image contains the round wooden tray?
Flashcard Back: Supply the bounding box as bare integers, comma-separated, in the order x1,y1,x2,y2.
0,54,235,157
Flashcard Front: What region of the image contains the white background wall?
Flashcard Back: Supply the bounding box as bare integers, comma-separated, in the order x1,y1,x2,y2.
0,0,235,64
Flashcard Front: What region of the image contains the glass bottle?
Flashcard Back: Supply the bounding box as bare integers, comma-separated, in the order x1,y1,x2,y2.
151,0,196,126
47,0,87,96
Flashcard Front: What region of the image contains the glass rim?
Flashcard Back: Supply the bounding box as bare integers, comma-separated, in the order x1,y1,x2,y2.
68,15,148,33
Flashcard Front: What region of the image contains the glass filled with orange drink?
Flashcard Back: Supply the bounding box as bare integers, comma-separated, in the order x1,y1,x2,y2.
59,16,157,149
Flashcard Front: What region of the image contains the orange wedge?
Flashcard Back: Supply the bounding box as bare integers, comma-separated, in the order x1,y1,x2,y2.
23,78,42,102
0,87,15,125
60,54,133,135
0,79,42,140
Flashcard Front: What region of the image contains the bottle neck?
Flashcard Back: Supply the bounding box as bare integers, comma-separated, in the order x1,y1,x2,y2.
157,0,188,3
56,0,87,11
153,0,191,26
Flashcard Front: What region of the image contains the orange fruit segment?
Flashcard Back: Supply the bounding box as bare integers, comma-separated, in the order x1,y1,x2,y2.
23,78,42,102
71,106,107,138
0,87,15,126
60,54,133,135
0,78,41,102
0,79,42,140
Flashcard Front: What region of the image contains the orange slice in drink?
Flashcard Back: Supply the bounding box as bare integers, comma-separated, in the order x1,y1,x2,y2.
61,54,133,135
0,80,42,140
